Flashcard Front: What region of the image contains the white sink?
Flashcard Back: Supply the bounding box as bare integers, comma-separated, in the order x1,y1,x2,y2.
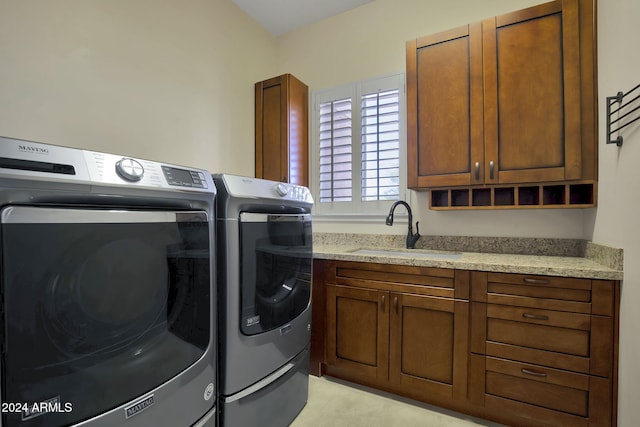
350,248,462,260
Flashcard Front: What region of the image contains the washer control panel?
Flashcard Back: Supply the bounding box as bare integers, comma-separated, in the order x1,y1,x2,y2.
219,174,313,204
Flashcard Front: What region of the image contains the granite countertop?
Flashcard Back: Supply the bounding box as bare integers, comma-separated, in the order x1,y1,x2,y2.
312,235,624,281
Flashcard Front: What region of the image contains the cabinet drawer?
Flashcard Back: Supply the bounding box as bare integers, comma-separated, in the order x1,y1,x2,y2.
486,303,590,358
479,304,612,376
487,317,589,357
485,357,589,417
333,261,460,299
488,273,591,291
487,304,590,330
487,273,592,313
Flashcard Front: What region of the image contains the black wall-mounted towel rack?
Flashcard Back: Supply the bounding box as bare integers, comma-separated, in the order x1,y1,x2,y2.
607,83,640,146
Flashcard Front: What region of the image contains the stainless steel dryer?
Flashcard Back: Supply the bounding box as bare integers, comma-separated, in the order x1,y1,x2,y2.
213,174,313,427
0,136,217,427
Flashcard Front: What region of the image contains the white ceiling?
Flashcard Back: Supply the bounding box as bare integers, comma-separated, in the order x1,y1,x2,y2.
232,0,375,36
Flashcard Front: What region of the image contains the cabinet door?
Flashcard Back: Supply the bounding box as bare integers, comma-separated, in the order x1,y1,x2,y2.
389,293,469,402
255,74,309,186
256,75,286,183
326,285,389,382
407,23,484,188
483,0,582,184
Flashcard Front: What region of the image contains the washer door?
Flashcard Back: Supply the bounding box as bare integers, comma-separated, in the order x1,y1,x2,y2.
239,212,312,335
0,207,211,427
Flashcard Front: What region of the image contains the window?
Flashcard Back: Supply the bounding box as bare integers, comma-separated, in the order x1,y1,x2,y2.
312,73,406,216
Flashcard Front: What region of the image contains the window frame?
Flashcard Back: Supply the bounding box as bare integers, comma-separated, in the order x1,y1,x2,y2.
310,72,407,219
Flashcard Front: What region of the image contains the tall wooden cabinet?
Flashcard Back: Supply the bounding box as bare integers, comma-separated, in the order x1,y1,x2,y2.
406,0,597,209
255,73,309,186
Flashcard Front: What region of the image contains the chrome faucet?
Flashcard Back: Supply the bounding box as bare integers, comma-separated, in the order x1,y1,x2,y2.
385,200,420,249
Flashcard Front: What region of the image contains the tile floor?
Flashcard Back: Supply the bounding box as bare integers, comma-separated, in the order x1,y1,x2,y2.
290,376,505,427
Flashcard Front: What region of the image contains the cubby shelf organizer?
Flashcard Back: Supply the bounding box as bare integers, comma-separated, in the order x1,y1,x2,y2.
429,182,596,210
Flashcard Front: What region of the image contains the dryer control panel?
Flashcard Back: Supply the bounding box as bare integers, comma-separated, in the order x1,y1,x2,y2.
84,150,213,193
0,135,215,194
161,165,208,189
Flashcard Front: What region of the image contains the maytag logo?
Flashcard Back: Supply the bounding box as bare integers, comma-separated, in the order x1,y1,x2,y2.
18,144,49,155
124,394,154,419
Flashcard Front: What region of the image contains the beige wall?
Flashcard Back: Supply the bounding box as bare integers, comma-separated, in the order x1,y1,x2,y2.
277,0,546,88
0,0,277,175
591,0,640,425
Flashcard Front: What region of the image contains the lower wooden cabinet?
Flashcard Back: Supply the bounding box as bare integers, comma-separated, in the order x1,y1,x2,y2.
326,284,469,401
389,293,469,402
326,284,389,381
468,271,618,426
318,260,470,408
311,260,620,427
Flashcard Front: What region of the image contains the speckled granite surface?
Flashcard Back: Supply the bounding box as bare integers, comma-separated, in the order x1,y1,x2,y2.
312,233,623,280
313,233,587,256
585,241,624,271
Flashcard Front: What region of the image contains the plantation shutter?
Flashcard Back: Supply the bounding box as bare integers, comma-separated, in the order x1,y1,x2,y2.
319,98,353,202
361,89,401,201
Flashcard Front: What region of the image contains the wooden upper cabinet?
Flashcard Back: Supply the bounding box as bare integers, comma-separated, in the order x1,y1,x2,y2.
407,0,597,190
407,23,484,188
483,0,582,184
255,73,309,186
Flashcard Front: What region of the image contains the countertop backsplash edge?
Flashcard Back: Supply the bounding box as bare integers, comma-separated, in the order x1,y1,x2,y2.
313,233,587,257
585,241,624,271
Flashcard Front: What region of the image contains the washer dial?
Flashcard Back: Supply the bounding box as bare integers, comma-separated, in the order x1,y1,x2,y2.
115,158,144,182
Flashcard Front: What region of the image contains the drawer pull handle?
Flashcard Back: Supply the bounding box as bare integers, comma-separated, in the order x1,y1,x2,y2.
523,278,550,285
521,368,547,378
394,296,399,314
381,295,386,312
523,313,549,321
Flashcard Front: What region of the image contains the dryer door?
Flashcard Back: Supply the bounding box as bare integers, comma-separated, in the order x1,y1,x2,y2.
0,206,211,427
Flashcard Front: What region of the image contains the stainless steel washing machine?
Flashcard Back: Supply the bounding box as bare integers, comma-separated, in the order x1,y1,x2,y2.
213,174,313,427
0,136,216,427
